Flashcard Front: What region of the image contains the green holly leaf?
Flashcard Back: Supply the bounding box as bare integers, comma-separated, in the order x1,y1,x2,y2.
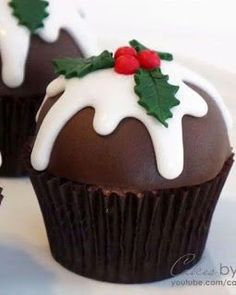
53,51,115,79
9,0,49,33
129,39,173,61
134,68,180,127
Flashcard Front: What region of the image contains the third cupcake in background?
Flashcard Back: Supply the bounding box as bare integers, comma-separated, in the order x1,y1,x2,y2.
28,40,233,283
0,0,99,176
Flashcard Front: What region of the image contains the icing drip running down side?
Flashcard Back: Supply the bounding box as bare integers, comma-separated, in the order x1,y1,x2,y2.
174,64,233,131
31,61,213,180
0,0,99,88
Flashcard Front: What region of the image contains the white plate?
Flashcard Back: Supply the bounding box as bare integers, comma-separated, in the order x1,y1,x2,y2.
0,60,235,295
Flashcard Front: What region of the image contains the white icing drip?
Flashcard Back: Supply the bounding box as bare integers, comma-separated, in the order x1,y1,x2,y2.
0,0,99,88
172,63,233,131
31,61,211,180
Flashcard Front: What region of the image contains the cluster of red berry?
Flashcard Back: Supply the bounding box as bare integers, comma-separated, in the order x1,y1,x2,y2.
114,46,161,75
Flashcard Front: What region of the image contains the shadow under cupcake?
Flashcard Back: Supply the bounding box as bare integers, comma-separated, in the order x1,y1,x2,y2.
27,40,234,283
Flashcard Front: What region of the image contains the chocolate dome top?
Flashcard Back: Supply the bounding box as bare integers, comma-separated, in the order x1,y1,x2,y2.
30,42,232,192
34,83,231,191
0,32,82,97
0,0,98,92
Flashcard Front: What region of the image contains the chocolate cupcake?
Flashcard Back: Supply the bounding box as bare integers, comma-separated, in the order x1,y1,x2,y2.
0,0,99,176
27,40,234,283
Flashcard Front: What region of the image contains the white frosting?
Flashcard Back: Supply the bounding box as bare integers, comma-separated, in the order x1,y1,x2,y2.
31,61,217,180
0,0,99,88
173,64,233,131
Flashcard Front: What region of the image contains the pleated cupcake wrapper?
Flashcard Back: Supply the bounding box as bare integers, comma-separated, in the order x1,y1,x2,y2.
0,94,43,176
29,156,234,283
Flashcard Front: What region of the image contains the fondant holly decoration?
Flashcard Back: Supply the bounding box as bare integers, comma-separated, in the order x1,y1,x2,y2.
53,40,179,127
53,51,114,79
114,47,139,74
135,69,180,127
114,47,161,73
138,50,161,70
9,0,49,33
112,43,179,126
114,47,138,59
130,39,173,61
115,55,140,75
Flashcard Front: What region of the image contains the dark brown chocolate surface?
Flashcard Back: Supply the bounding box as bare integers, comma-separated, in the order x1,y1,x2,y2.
29,156,234,283
36,83,232,191
0,31,82,97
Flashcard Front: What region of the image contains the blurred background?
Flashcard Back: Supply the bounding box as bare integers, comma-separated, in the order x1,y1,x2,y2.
81,0,236,74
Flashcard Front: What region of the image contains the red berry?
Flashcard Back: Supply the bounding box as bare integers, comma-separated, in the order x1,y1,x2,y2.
138,50,161,69
115,55,140,75
114,46,137,59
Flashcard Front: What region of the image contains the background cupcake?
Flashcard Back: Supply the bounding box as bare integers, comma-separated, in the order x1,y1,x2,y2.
28,40,233,283
0,0,99,176
0,153,3,204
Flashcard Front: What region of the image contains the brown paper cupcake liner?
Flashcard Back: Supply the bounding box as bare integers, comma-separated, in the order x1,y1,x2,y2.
28,155,234,283
0,94,43,176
